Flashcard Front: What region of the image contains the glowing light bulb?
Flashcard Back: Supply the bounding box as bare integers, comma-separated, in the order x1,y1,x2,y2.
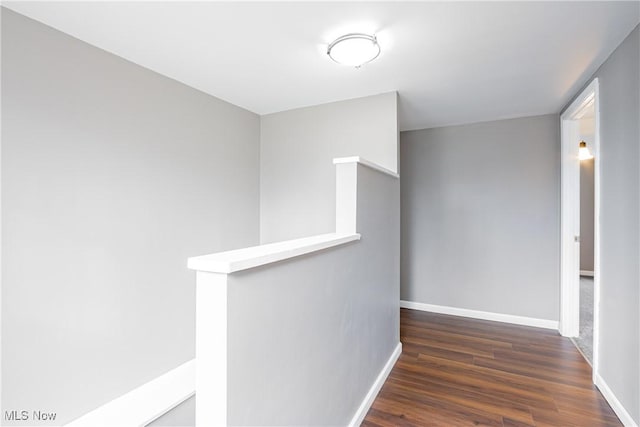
578,141,594,160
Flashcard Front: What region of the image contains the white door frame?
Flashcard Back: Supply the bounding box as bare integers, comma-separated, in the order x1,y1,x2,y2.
559,78,600,380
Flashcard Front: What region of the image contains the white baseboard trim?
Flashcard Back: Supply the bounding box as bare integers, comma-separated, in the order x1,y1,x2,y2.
594,373,638,427
65,359,195,427
580,270,595,277
400,300,559,330
348,342,402,427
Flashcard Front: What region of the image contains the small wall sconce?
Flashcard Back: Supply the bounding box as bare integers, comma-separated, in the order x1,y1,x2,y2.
578,141,594,160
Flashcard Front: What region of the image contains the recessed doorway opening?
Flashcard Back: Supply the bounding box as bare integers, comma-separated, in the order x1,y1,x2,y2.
559,78,600,380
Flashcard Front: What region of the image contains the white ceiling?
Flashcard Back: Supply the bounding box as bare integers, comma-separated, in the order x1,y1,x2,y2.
4,1,639,131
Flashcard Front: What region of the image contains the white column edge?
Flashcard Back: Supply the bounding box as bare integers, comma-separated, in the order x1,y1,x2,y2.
333,156,399,178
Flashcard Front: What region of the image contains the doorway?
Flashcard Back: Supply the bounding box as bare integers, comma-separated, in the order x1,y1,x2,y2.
574,104,595,364
559,78,600,379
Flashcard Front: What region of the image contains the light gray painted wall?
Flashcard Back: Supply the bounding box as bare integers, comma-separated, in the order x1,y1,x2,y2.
579,118,595,272
259,92,398,243
401,114,560,321
227,163,399,425
562,25,639,424
580,158,595,272
1,9,259,425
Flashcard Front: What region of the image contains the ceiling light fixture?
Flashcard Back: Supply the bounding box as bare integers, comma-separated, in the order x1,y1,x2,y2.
578,140,594,160
327,33,380,68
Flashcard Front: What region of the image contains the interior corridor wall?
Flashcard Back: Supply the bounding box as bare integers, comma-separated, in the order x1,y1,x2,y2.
579,157,595,273
401,114,560,322
259,92,398,243
562,24,639,424
579,116,595,273
1,9,260,425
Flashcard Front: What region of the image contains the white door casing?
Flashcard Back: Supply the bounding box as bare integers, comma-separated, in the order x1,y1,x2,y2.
559,78,600,381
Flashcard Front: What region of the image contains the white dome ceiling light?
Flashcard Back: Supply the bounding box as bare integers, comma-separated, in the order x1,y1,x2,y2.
327,33,380,68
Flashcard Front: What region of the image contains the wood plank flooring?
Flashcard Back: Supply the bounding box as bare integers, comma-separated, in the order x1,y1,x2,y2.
362,308,621,427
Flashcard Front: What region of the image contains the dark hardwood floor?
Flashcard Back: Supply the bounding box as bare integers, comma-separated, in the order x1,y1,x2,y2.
362,308,621,427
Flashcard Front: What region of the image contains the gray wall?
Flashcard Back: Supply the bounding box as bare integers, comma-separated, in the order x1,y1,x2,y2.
563,25,639,424
227,163,399,425
401,114,560,321
1,9,259,425
580,158,595,272
579,117,595,272
259,92,398,243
